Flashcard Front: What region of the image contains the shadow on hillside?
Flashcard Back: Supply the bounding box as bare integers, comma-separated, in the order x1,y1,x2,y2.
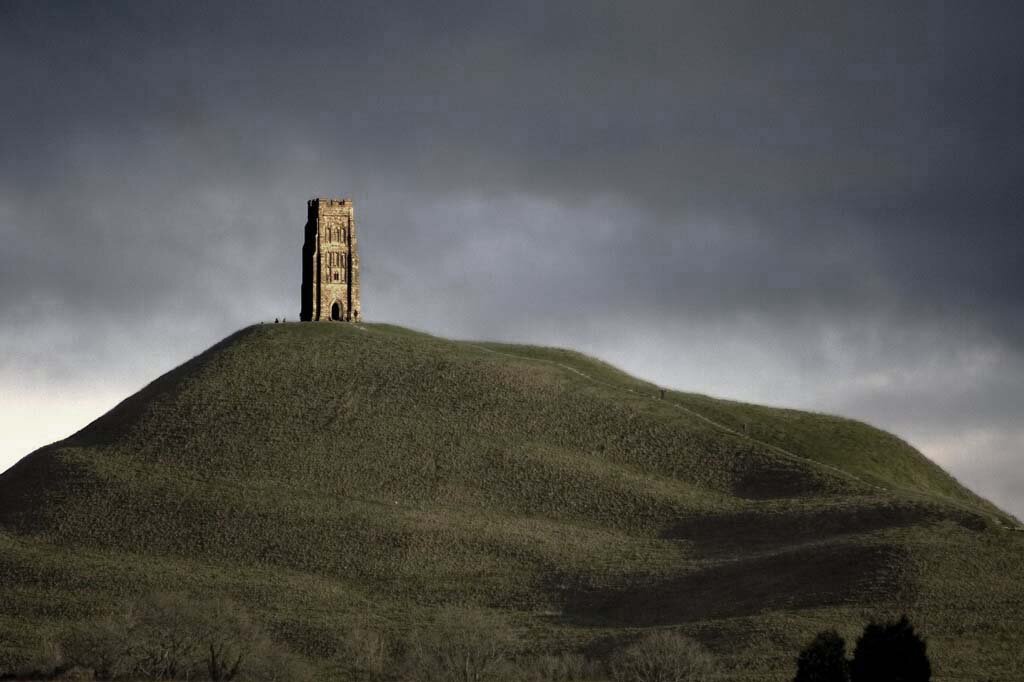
559,543,908,626
664,503,941,554
729,460,838,500
0,445,87,531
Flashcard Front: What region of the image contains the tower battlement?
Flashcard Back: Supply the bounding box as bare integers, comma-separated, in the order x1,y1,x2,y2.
300,197,361,322
307,197,352,207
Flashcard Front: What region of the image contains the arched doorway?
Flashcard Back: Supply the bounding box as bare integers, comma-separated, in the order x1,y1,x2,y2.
331,301,343,321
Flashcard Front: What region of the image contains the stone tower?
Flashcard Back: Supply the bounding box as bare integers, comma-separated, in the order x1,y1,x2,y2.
300,197,361,322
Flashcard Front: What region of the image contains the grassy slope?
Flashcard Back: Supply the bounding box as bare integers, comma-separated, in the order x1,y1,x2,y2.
473,342,1009,520
0,323,1021,679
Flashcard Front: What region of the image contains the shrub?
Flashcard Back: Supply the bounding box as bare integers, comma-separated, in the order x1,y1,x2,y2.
62,611,135,680
610,631,718,682
850,615,930,682
0,632,63,680
130,593,205,679
517,652,603,681
59,593,295,681
793,630,849,682
198,603,260,680
398,607,519,682
242,648,315,682
342,621,392,675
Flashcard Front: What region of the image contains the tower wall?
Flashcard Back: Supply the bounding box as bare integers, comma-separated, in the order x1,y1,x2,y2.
300,197,361,322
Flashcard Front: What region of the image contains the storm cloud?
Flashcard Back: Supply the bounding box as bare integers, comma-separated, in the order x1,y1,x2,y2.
2,1,1022,518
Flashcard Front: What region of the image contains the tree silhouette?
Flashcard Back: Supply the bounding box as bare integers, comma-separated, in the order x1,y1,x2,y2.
794,629,849,682
850,615,930,682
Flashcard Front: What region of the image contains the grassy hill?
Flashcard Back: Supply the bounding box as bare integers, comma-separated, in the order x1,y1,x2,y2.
1,322,1021,679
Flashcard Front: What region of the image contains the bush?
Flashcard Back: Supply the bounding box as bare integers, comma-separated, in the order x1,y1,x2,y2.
610,631,718,682
242,648,316,682
516,652,603,681
62,612,135,680
60,593,296,681
341,619,392,675
0,632,63,680
850,615,930,682
130,593,207,679
398,607,519,682
793,630,849,682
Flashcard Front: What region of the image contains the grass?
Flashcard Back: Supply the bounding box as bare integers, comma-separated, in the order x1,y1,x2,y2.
0,322,1021,680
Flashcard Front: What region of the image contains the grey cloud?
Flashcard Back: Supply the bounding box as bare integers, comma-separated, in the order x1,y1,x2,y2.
1,1,1023,517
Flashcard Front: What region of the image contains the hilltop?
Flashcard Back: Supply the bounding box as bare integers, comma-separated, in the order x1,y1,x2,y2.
1,323,1022,679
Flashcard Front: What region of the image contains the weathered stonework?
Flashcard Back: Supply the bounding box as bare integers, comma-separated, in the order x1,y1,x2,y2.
300,197,361,322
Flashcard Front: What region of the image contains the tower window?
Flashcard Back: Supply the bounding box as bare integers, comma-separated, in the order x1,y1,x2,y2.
333,271,340,282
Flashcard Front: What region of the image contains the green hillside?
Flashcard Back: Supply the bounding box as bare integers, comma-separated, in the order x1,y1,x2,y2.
1,323,1022,679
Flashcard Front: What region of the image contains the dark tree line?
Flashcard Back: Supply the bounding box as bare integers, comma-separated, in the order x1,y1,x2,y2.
794,615,931,682
2,599,932,681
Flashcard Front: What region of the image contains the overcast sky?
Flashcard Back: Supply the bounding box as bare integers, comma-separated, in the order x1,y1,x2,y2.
2,1,1022,520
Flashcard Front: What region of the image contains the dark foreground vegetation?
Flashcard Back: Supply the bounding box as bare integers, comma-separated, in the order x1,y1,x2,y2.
0,323,1021,680
2,597,934,682
2,593,722,681
794,616,930,682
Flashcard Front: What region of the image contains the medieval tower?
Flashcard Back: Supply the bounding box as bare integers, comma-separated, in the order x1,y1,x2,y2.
300,197,361,322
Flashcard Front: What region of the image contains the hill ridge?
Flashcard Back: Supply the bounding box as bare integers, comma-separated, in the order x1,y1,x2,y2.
466,342,880,488
461,337,1013,528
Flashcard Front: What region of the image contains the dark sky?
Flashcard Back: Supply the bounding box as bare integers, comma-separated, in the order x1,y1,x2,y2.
2,1,1023,519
